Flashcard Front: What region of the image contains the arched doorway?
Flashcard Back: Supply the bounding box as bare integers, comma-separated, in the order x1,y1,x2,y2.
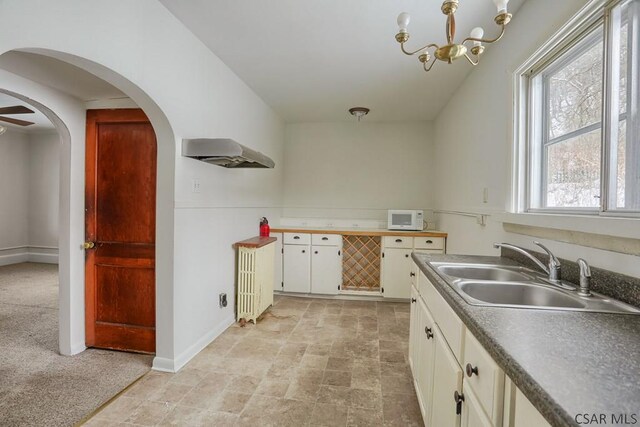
0,49,176,366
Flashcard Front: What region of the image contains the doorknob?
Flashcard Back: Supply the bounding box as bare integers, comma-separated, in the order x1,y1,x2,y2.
83,241,95,249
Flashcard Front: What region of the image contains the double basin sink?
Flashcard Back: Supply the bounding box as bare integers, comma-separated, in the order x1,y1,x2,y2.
432,262,640,315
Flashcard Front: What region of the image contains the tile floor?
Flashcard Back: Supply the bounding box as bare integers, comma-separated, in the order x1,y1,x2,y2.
85,296,423,426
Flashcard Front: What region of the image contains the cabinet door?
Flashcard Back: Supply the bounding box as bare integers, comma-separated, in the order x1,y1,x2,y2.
408,285,421,375
431,325,464,427
416,298,437,421
311,245,341,295
283,244,311,293
382,248,413,298
273,233,283,292
461,383,493,427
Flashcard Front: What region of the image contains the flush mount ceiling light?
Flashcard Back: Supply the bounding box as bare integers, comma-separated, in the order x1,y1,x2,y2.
395,0,512,73
349,107,370,122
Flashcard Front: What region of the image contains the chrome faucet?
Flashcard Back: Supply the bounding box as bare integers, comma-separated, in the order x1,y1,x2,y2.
493,241,562,282
577,258,592,297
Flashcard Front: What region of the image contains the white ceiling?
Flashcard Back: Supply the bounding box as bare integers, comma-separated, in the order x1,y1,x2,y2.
159,0,525,123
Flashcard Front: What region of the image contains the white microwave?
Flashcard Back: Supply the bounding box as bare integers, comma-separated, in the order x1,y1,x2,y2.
388,209,424,231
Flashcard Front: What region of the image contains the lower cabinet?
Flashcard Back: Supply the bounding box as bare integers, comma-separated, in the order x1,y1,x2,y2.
411,262,553,427
382,247,413,298
283,243,310,293
462,382,493,427
310,245,341,295
431,323,464,427
282,233,342,294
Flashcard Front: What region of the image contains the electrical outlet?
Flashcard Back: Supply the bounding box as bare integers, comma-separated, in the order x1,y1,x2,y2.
219,293,227,308
192,179,201,193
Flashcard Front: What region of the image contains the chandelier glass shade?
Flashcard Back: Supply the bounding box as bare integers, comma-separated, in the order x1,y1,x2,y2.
395,0,512,73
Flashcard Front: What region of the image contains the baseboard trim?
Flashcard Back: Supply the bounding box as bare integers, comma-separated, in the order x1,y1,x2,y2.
152,315,235,373
0,246,59,266
0,252,29,266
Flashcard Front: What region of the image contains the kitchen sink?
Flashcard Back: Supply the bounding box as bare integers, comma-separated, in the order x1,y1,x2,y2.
431,262,640,315
458,281,586,309
436,264,536,282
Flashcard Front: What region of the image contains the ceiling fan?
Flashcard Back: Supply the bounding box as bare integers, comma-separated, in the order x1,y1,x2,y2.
0,105,35,127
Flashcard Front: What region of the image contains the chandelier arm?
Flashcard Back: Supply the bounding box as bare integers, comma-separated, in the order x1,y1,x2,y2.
423,57,438,72
401,43,439,56
463,53,479,66
461,24,506,46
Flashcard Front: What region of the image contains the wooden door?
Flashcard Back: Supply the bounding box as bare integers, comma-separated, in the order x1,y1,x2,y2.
85,109,157,353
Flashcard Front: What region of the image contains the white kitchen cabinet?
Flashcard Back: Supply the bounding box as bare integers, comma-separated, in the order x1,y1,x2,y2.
431,324,464,427
311,245,341,295
283,243,311,293
381,247,413,298
462,382,493,427
416,296,437,420
513,387,551,427
273,232,283,292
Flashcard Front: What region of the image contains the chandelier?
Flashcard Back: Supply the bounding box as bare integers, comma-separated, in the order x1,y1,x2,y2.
395,0,512,72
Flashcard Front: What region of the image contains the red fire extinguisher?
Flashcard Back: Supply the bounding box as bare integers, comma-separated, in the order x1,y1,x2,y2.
259,217,270,237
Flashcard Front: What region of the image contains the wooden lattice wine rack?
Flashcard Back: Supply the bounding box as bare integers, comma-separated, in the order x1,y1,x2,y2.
342,235,381,291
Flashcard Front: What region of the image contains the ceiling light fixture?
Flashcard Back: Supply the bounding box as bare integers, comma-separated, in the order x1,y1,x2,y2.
349,107,370,122
395,0,512,73
0,125,6,136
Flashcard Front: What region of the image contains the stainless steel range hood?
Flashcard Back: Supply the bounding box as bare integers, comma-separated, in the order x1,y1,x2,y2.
182,138,275,168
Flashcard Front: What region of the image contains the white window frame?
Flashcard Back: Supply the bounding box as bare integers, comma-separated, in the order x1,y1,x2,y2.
512,0,640,218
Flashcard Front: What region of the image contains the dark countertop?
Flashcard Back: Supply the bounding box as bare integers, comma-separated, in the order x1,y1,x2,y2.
412,253,640,427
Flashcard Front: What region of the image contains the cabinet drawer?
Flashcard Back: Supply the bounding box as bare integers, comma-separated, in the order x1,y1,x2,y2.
311,233,341,246
283,233,311,245
383,235,413,249
420,271,465,363
463,329,504,425
414,237,445,250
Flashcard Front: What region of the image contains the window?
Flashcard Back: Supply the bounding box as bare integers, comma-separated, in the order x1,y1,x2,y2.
519,0,639,215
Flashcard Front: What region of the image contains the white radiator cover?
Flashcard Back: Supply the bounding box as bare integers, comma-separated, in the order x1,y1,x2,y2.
237,243,275,323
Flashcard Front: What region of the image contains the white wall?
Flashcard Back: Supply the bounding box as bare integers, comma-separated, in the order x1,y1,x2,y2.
433,0,640,278
0,129,30,265
0,0,285,370
283,122,434,224
28,131,60,262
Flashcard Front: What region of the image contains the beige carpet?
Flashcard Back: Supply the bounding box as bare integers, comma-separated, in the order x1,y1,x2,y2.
0,262,152,427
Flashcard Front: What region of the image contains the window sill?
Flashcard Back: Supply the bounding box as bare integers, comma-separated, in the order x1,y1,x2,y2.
494,212,640,240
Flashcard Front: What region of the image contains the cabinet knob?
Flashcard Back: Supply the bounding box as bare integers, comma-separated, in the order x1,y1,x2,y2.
466,363,479,377
410,272,416,277
411,298,416,303
405,254,409,258
314,251,318,254
425,327,433,339
302,250,306,253
395,239,402,243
